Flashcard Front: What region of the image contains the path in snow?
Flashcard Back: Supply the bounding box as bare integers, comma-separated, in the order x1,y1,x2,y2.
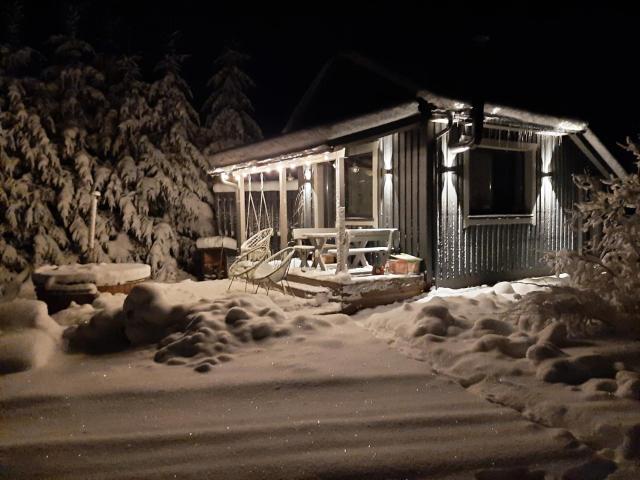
1,313,600,479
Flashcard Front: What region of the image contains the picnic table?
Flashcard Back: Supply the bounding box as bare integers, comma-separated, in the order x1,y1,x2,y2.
292,228,397,271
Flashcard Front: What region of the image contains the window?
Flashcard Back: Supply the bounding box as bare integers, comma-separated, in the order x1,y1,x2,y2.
344,153,373,220
464,140,536,226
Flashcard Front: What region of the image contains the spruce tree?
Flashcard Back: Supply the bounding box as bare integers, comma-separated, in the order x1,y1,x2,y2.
40,4,113,260
202,47,262,153
0,0,71,282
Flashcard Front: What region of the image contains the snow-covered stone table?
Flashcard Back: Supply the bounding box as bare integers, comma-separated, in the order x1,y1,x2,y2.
33,263,151,313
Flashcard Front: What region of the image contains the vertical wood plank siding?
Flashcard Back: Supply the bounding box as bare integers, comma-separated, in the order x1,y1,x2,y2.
433,127,593,288
385,123,594,288
387,125,430,264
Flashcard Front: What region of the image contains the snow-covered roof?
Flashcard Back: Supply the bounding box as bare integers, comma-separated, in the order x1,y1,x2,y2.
207,94,624,178
419,90,588,133
207,102,422,170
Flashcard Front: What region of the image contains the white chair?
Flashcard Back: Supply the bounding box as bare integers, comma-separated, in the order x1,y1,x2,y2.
240,228,273,259
249,247,297,296
227,245,270,291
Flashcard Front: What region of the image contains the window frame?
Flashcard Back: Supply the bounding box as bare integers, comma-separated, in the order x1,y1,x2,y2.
463,138,537,227
342,142,379,227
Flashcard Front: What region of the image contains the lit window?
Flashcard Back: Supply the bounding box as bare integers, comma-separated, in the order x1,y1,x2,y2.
464,141,536,225
344,153,373,219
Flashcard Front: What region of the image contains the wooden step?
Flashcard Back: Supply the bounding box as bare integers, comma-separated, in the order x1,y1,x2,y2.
270,280,335,300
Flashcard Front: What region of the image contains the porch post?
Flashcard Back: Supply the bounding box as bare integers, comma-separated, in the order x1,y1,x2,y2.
312,164,324,228
335,155,347,273
279,168,288,249
237,175,246,247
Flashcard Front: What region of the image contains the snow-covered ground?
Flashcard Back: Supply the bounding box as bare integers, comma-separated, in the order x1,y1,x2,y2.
1,276,639,478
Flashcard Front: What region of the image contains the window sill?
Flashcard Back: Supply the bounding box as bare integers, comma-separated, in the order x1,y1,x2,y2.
464,214,535,227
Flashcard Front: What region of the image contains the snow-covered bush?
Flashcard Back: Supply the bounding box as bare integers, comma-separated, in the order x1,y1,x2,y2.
547,143,640,319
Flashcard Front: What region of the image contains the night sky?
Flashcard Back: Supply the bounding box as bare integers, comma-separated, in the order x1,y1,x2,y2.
11,2,640,166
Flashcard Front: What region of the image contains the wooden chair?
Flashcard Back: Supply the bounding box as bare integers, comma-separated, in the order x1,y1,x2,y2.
249,247,297,296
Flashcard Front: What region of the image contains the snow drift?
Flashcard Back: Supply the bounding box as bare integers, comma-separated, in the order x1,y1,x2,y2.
123,281,340,372
0,299,62,374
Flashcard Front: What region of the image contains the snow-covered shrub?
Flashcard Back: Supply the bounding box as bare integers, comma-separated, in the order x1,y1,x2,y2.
507,286,617,338
547,142,640,325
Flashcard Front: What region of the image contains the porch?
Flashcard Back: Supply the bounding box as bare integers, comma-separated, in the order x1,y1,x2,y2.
209,136,428,311
285,263,426,314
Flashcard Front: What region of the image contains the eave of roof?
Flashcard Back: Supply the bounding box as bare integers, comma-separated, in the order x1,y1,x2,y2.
207,95,625,178
207,101,422,171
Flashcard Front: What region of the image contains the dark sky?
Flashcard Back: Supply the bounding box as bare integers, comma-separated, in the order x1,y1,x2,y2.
11,2,640,165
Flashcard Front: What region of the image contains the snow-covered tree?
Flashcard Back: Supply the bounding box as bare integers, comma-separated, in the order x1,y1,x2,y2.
144,36,215,278
202,47,262,153
39,4,114,261
0,1,72,283
548,145,640,315
0,16,220,282
98,34,215,280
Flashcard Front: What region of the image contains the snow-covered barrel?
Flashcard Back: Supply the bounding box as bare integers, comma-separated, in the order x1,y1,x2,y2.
33,263,151,313
195,236,237,280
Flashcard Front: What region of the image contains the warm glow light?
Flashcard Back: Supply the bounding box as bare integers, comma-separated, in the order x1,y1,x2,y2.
382,136,393,171
304,168,312,181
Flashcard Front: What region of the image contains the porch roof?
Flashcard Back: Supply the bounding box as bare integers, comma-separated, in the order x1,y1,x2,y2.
207,101,423,171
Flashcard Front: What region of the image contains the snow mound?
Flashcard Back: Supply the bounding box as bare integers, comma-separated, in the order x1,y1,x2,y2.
492,281,515,295
33,263,151,287
0,299,62,374
153,299,338,373
118,280,339,372
536,355,616,385
123,282,190,345
62,293,128,354
507,287,617,337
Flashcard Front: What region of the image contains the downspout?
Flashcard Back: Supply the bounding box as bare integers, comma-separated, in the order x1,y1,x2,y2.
219,174,238,190
447,102,484,155
447,35,488,155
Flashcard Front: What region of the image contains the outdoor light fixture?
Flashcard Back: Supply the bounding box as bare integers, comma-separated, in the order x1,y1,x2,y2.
304,167,312,181
384,167,392,174
351,163,360,174
440,165,461,174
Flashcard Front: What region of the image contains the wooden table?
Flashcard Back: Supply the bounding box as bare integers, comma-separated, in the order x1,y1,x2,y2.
298,232,338,271
293,228,398,271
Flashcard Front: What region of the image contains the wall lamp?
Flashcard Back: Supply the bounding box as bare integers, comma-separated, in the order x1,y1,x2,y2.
439,165,462,174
